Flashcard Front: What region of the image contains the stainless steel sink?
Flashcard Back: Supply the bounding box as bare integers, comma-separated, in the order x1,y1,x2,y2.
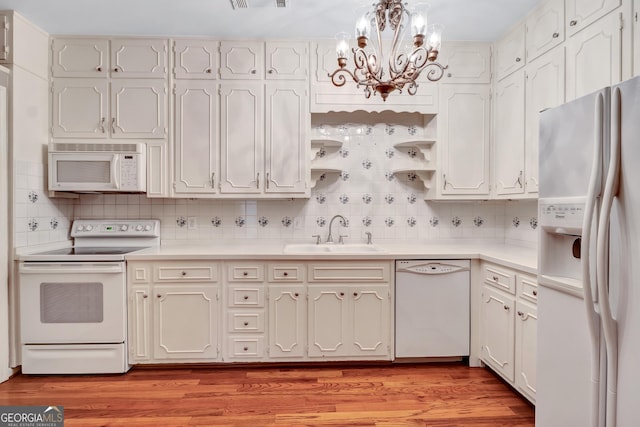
283,243,384,254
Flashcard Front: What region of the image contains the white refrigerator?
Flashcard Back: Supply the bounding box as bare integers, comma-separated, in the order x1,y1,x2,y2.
537,75,640,427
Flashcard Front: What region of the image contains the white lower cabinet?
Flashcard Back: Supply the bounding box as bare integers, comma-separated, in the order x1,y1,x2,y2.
127,261,221,363
268,284,306,358
480,262,537,403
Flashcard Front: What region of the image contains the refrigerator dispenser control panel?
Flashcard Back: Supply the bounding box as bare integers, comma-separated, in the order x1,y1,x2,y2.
539,202,584,235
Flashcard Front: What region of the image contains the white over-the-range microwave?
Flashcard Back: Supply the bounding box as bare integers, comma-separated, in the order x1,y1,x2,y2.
48,142,146,193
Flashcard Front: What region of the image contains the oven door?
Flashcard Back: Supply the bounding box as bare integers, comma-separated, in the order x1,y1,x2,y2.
19,262,126,344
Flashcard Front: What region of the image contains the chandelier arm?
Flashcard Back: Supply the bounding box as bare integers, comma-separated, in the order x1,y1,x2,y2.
353,48,385,86
415,62,448,82
328,67,359,87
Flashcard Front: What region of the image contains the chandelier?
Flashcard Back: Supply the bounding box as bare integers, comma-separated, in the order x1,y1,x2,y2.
329,0,446,101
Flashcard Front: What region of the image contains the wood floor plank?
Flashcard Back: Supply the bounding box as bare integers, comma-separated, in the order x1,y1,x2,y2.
0,363,534,426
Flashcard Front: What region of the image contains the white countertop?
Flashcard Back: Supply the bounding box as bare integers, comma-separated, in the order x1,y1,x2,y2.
124,240,537,274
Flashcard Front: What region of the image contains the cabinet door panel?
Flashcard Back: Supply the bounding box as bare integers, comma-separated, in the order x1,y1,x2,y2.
111,79,167,138
494,70,526,196
439,41,491,84
111,39,168,78
220,41,264,79
525,48,565,195
515,300,537,402
437,84,491,197
481,286,515,382
174,39,218,79
219,82,263,193
265,83,308,194
566,11,622,101
308,286,347,357
51,79,108,138
351,286,389,356
174,80,218,194
128,285,151,361
526,0,565,61
566,0,621,36
153,285,218,359
266,41,308,80
268,285,305,358
51,38,109,77
496,23,526,80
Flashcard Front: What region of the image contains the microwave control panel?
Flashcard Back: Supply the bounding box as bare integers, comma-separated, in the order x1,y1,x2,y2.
119,154,143,190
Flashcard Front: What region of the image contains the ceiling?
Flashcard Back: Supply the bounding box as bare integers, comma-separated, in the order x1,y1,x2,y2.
0,0,541,42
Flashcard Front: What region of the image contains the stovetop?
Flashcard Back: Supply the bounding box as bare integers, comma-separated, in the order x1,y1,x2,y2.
33,247,148,256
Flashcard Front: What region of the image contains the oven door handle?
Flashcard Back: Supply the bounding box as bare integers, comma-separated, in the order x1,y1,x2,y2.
19,263,124,274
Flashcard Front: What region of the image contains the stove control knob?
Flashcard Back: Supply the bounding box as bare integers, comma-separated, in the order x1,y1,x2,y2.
76,225,85,232
144,224,152,231
135,224,143,231
120,224,129,232
85,225,94,231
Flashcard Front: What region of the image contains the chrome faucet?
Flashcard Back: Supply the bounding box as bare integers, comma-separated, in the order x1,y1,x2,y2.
365,231,373,245
326,214,347,244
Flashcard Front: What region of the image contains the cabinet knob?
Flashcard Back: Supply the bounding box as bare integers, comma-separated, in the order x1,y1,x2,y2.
250,69,256,74
569,19,578,26
492,275,499,281
517,311,524,317
243,346,249,351
243,321,249,326
353,292,358,297
113,66,120,72
243,271,248,276
503,304,510,311
533,290,538,296
181,271,187,276
157,294,162,298
206,68,212,73
143,294,148,299
447,72,452,78
294,293,299,297
339,292,345,297
515,57,522,63
268,69,274,74
283,272,289,276
243,295,249,300
552,32,560,38
96,66,102,72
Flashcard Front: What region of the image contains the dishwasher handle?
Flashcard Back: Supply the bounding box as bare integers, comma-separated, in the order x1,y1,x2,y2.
19,263,124,275
396,262,470,275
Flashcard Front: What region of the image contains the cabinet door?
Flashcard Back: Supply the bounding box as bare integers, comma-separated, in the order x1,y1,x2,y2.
265,41,308,80
566,11,622,101
268,285,306,358
265,82,308,195
437,84,491,197
146,141,168,197
173,39,218,79
51,78,109,138
525,48,565,195
153,285,219,360
526,0,565,61
110,79,167,138
566,0,621,36
51,38,109,77
349,285,390,357
494,69,526,197
110,39,168,78
0,13,8,62
481,285,515,382
496,23,526,80
220,41,264,79
174,80,218,195
438,41,491,84
308,286,348,358
219,82,263,194
515,300,537,403
128,285,151,362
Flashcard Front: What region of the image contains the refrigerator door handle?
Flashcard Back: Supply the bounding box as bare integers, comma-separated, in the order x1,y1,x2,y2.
597,86,622,427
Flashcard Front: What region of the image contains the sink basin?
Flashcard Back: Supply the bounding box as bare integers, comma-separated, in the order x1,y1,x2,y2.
283,243,384,254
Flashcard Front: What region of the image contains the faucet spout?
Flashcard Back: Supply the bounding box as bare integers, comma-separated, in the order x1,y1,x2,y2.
327,215,347,244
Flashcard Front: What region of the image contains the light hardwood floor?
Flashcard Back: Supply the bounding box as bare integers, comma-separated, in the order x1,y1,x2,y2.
0,363,534,426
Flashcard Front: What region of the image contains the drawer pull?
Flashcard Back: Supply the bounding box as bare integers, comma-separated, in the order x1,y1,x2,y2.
181,271,187,276
532,290,538,296
492,275,499,281
243,346,249,351
243,295,249,300
243,272,248,276
243,321,249,326
283,272,289,276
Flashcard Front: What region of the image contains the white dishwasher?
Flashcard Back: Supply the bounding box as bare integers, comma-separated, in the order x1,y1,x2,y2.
395,259,470,359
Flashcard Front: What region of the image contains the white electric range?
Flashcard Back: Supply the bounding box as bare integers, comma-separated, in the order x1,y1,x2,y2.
18,219,160,374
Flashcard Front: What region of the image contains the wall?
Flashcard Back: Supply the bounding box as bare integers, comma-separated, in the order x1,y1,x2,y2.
64,114,538,247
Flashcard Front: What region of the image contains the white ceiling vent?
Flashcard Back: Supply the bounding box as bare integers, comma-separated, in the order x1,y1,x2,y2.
230,0,289,9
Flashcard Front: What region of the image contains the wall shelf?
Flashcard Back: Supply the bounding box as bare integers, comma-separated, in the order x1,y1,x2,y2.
310,138,343,160
310,167,342,188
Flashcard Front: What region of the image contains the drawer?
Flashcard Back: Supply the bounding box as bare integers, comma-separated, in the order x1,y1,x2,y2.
227,263,265,282
483,263,516,294
268,264,304,282
227,311,265,333
228,285,265,307
517,273,538,303
154,262,219,282
227,336,264,358
308,262,390,283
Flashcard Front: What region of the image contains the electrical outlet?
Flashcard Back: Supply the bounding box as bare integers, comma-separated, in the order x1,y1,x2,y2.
187,217,198,229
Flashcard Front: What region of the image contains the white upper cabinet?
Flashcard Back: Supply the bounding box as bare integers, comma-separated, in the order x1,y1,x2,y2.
52,38,168,78
496,23,526,80
566,11,622,100
51,79,108,138
219,41,264,79
566,0,622,36
173,39,218,79
525,47,565,196
494,69,526,197
435,84,491,199
526,0,565,61
265,41,308,80
110,79,167,138
438,41,492,84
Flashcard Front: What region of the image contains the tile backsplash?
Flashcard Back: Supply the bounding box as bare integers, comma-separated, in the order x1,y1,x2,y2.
15,114,538,248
